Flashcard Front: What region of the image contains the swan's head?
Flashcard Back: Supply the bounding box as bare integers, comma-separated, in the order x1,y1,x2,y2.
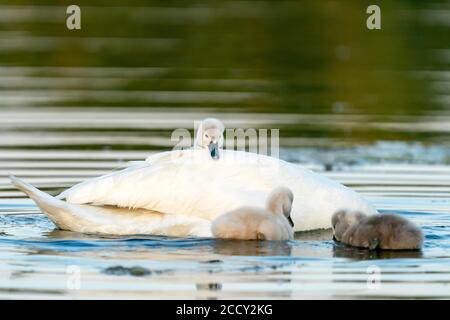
195,118,225,160
266,186,295,227
331,210,365,241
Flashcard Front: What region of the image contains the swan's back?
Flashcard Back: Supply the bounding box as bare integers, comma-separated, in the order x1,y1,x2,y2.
59,149,377,231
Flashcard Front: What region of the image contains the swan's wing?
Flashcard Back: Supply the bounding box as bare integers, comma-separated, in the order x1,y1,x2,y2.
58,149,274,219
58,161,152,202
11,175,212,237
59,149,197,202
115,149,193,169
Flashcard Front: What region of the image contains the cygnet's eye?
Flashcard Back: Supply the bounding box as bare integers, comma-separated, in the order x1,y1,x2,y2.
205,134,209,138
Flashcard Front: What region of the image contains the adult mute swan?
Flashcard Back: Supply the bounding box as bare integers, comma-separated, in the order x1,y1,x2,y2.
10,175,212,237
211,186,294,240
57,118,378,232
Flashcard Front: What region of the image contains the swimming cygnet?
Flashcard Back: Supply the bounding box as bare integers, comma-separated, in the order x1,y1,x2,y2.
211,187,295,241
332,210,423,250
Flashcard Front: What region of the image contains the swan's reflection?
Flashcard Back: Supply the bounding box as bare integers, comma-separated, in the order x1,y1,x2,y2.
41,229,294,258
211,239,293,256
45,226,423,261
45,229,118,240
332,243,423,260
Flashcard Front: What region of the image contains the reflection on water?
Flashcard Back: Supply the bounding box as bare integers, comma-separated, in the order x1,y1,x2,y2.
0,0,449,299
332,244,424,260
212,239,293,256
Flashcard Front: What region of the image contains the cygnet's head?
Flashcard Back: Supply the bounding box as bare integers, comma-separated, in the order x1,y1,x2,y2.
195,118,225,160
331,210,366,241
265,186,295,227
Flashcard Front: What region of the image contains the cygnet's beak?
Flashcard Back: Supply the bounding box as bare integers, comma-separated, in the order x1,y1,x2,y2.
287,216,294,227
208,141,220,160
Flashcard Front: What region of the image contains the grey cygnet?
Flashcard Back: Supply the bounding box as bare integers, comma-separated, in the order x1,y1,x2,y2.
332,210,423,250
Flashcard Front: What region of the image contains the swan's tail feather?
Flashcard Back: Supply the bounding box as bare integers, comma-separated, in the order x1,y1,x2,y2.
9,175,52,201
9,175,72,230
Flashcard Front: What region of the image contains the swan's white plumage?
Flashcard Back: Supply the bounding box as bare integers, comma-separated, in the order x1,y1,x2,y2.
59,149,377,231
10,175,212,237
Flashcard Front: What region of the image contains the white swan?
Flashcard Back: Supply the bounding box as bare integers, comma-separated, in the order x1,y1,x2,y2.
211,186,294,240
57,118,377,231
10,175,212,237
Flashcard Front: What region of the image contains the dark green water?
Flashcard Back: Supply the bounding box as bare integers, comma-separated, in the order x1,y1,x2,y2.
0,0,449,298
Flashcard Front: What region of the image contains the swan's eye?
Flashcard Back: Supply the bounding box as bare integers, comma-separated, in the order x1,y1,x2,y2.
205,134,209,138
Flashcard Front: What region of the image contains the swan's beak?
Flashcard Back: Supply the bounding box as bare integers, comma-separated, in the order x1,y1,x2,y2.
208,141,220,160
287,216,294,227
